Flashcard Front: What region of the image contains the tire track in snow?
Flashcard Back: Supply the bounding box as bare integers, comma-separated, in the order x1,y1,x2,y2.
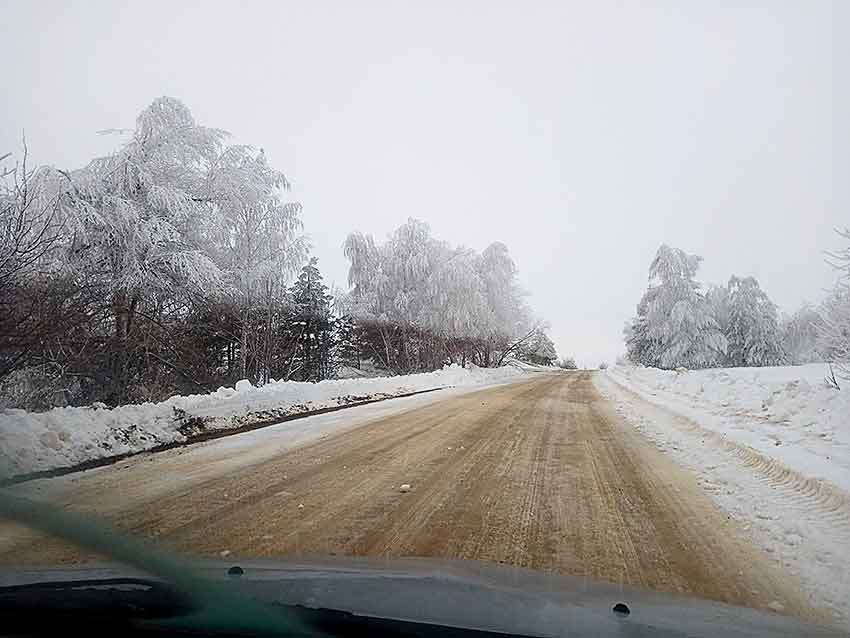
597,372,850,628
605,372,850,530
2,372,829,628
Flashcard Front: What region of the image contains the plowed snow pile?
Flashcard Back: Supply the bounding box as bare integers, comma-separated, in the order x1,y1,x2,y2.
597,364,850,627
607,364,850,490
0,364,530,477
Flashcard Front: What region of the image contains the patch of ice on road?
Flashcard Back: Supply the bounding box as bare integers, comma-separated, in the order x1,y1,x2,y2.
1,364,535,477
595,371,850,629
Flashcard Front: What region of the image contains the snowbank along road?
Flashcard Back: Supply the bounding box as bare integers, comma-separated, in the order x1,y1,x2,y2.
0,371,835,628
597,366,850,629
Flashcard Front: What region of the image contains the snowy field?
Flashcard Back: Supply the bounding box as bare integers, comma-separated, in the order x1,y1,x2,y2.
597,364,850,627
0,364,535,479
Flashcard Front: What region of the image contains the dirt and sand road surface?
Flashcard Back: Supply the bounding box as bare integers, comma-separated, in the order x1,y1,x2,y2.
0,371,832,626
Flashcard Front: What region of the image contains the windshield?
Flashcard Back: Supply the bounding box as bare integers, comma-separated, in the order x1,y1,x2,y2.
1,3,847,636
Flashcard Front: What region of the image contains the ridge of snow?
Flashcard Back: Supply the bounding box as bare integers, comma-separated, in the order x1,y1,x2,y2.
0,364,532,478
596,365,850,628
606,363,850,491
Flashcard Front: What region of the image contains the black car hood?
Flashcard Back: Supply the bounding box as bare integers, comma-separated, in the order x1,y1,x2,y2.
0,556,844,637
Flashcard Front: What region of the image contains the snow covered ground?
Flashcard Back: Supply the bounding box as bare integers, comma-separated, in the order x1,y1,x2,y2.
1,386,496,521
596,364,850,628
0,364,535,479
606,364,850,490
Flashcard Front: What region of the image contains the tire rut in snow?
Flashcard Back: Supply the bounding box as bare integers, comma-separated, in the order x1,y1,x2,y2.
0,372,830,628
607,375,850,536
599,373,850,628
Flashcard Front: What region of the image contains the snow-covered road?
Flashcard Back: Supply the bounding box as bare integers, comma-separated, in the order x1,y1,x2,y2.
2,383,508,515
596,366,850,629
2,365,847,631
2,372,833,632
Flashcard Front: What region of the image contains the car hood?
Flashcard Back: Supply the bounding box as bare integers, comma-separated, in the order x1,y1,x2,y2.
0,556,844,637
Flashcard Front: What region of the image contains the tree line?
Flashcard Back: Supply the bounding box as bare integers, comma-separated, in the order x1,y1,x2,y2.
0,97,556,410
341,219,556,374
624,239,850,381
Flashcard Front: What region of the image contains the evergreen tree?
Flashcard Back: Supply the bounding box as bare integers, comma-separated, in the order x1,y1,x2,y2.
332,314,362,371
625,297,661,367
285,257,334,381
726,275,785,367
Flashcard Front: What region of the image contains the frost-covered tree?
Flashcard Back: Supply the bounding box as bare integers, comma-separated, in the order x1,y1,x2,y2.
780,305,822,365
558,356,577,369
477,241,533,364
627,245,726,369
65,98,227,303
0,147,70,379
818,228,850,380
818,289,850,381
331,313,362,372
422,246,485,338
57,98,232,400
624,297,659,367
519,329,557,366
705,284,731,338
203,146,306,379
726,275,785,367
343,218,536,372
51,98,307,398
343,219,435,327
0,147,65,293
0,98,317,407
0,99,303,402
343,219,441,371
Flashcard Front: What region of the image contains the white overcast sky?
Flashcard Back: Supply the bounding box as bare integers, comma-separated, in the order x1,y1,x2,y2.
2,1,847,366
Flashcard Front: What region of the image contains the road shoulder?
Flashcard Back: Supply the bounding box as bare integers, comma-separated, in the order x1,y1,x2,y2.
595,371,848,629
